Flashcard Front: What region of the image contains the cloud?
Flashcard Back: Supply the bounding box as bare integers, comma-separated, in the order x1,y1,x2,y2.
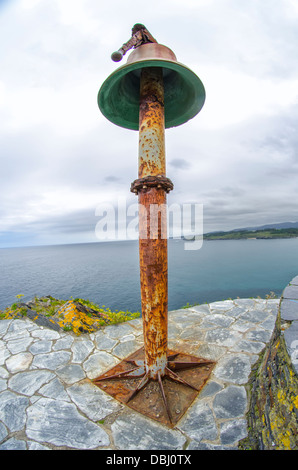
169,158,191,170
1,0,298,246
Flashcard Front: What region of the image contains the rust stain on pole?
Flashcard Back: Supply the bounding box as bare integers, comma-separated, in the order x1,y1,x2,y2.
138,67,168,379
139,189,168,378
138,67,165,178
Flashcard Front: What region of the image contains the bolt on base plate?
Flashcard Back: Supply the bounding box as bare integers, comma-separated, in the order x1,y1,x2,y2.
93,347,216,428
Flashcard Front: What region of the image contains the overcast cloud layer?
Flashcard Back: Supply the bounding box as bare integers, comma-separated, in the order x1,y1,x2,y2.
1,0,298,247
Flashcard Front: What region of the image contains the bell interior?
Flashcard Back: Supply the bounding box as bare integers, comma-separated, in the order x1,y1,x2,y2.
98,59,206,130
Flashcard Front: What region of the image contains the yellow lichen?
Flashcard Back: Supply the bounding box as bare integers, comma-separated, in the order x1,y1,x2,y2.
292,395,298,409
56,300,104,336
277,389,286,402
281,431,291,450
1,295,140,336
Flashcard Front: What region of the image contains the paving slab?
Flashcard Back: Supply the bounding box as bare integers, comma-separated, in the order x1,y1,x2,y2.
0,297,280,450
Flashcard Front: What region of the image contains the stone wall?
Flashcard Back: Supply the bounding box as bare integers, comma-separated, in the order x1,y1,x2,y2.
239,277,298,450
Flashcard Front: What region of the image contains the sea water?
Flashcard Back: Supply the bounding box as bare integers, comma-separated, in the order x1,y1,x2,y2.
0,238,297,312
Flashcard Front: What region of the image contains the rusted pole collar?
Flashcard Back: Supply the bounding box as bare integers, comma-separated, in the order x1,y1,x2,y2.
131,175,174,195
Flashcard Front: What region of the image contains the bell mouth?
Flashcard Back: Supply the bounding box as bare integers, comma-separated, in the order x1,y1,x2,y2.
98,45,206,130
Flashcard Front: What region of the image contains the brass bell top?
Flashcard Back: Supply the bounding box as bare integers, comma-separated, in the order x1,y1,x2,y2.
98,25,205,130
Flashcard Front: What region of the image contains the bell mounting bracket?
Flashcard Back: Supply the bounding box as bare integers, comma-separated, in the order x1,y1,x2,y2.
111,24,157,62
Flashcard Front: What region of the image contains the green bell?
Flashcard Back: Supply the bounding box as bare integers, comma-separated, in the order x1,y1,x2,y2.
98,43,206,130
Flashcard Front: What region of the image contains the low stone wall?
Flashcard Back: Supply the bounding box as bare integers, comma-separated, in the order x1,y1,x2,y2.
239,276,298,450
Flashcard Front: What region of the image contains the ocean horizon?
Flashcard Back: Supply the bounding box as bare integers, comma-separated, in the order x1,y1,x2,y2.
1,237,298,312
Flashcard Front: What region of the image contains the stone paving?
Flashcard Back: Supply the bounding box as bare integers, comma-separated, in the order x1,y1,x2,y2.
0,297,280,450
280,275,298,376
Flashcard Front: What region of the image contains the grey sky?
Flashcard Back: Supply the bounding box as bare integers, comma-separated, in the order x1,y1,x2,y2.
1,0,298,247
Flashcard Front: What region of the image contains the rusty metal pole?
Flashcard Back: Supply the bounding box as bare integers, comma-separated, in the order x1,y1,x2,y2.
94,26,214,427
138,67,168,380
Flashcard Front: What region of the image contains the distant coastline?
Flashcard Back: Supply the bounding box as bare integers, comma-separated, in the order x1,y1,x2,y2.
202,228,298,240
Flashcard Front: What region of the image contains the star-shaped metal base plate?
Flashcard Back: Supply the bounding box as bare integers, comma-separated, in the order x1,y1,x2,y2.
93,347,216,427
